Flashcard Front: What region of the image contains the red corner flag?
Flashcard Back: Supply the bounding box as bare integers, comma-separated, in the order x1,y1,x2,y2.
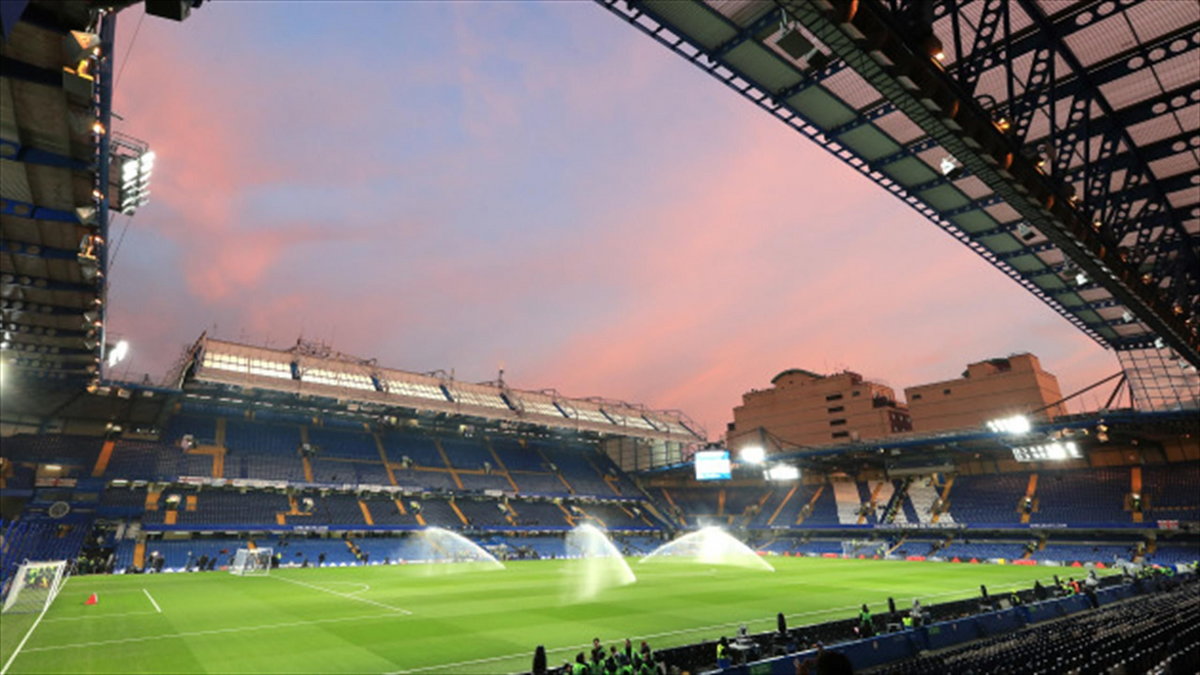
84,593,98,606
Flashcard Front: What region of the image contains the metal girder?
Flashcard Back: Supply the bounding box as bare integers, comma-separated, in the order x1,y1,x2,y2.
1,337,94,357
942,0,1116,84
0,272,97,293
0,298,92,316
1,322,90,339
1029,83,1200,150
714,5,782,56
1063,132,1199,183
0,55,63,89
0,138,92,171
811,0,1128,138
0,197,82,223
597,0,1194,358
5,356,95,375
780,0,1197,366
93,10,116,374
0,239,85,260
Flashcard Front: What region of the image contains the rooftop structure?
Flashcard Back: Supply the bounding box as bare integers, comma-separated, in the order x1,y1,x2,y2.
905,353,1068,433
179,334,705,444
729,368,910,451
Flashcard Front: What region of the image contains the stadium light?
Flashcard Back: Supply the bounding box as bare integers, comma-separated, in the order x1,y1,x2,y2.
740,445,766,464
986,414,1031,435
117,150,155,215
65,30,101,61
106,340,129,368
765,464,800,481
939,156,964,180
1011,441,1081,462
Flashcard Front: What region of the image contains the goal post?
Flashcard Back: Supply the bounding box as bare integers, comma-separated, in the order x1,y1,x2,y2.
230,548,273,576
1,560,68,615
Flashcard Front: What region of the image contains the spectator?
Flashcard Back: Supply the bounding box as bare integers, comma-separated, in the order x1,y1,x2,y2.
857,604,873,637
716,637,731,670
532,645,547,675
1084,570,1100,608
572,653,588,675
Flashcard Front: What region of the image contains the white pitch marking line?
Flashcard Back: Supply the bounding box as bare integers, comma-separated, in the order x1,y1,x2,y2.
273,574,411,615
315,580,372,595
0,603,49,675
43,610,158,623
142,588,162,613
385,576,1060,674
21,613,398,653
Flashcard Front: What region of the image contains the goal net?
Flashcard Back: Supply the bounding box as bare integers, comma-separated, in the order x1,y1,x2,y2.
230,548,273,576
1,560,68,615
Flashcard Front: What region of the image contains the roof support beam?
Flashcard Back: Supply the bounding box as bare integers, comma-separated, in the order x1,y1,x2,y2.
783,0,1197,366
0,240,82,260
0,55,62,88
0,138,91,171
0,273,97,293
713,6,782,56
1,197,82,223
1,299,91,316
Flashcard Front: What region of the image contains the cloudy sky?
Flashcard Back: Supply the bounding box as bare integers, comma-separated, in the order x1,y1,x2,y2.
105,1,1118,437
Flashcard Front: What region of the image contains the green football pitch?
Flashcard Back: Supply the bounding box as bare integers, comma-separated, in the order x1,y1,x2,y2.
1,557,1062,674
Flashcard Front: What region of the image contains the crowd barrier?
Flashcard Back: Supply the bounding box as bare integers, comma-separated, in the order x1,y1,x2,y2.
712,579,1174,675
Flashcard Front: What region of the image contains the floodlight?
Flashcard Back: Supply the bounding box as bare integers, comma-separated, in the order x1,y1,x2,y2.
107,340,129,368
741,445,766,464
1016,223,1037,242
1121,311,1133,323
986,414,1031,435
1153,337,1165,350
1074,272,1088,286
765,464,800,481
939,156,964,180
62,60,95,99
65,31,100,60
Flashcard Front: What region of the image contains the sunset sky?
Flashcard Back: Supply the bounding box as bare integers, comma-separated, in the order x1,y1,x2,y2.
105,1,1119,438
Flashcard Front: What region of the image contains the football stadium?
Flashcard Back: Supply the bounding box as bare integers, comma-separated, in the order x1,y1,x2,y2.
1,1,1199,674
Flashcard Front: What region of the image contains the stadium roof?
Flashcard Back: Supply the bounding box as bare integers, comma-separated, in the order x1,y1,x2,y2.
1,1,193,391
598,0,1200,367
1,1,116,384
179,335,706,443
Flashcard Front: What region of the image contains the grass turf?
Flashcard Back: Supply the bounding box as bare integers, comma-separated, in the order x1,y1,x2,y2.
1,557,1061,674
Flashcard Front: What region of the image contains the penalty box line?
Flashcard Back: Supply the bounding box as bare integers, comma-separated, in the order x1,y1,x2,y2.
272,574,413,615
